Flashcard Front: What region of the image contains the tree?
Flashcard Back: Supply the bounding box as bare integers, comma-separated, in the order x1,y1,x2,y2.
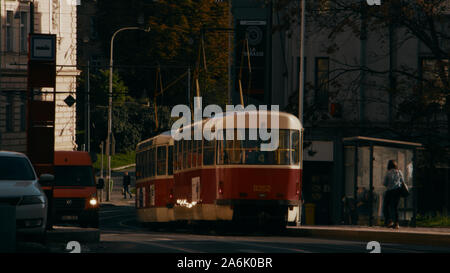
78,69,166,153
95,0,230,108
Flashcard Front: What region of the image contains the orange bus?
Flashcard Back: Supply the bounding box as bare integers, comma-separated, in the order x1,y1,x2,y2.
52,151,104,228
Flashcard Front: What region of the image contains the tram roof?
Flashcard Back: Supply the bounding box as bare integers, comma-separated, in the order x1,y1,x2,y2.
136,131,174,151
175,110,302,134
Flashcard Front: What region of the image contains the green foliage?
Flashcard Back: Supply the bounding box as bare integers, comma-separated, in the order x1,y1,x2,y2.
416,213,450,227
89,69,130,106
93,151,136,171
85,69,173,154
95,0,230,107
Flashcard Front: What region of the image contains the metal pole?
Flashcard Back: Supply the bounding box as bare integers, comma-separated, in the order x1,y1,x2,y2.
106,26,149,201
101,141,104,178
107,32,114,201
412,149,417,227
100,141,104,202
353,143,358,225
369,143,374,226
296,0,305,227
188,66,190,105
87,61,90,152
0,0,2,151
298,0,305,125
228,0,232,104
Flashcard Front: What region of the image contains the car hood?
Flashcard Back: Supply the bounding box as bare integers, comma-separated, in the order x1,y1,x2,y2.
0,180,43,197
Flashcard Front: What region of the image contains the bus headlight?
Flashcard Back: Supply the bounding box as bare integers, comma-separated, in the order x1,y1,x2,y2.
89,198,98,206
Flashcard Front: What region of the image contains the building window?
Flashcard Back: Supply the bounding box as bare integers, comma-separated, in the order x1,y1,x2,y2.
20,12,28,53
5,95,14,132
90,17,98,39
315,57,330,110
6,11,14,52
20,96,26,132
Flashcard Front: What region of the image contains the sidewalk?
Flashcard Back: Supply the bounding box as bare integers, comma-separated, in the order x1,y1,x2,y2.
98,167,136,207
287,225,450,247
99,189,135,207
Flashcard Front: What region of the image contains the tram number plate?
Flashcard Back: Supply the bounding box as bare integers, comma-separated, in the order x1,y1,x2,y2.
253,185,271,192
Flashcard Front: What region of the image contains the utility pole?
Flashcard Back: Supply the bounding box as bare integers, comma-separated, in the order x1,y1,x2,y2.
187,66,191,106
100,141,104,202
106,27,150,201
297,0,306,227
87,61,90,152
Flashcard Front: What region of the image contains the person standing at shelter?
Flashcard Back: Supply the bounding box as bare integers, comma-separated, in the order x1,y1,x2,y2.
383,160,404,229
123,171,133,199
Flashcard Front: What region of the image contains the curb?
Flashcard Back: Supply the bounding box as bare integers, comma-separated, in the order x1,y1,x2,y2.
286,227,450,247
46,227,100,243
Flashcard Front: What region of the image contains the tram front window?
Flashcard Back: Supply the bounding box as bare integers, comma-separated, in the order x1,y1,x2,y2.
291,130,300,165
217,129,297,166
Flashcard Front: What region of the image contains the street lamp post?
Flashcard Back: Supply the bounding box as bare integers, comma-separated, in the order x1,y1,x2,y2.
297,0,306,227
106,26,150,201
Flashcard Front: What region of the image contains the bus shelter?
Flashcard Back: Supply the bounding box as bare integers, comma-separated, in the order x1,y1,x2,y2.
342,136,422,227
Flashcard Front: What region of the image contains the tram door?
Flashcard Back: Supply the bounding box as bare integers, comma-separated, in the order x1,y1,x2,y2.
303,162,333,225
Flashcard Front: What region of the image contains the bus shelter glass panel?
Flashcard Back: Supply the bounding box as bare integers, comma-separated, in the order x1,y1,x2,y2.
344,145,415,226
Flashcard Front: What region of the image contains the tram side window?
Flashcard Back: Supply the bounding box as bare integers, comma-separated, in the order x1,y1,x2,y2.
222,131,243,164
178,142,181,170
203,140,215,165
150,148,156,177
192,139,197,168
195,140,202,167
157,146,167,176
291,130,300,165
138,153,143,179
188,139,193,169
144,150,149,178
168,146,173,175
183,140,188,169
174,142,178,170
135,153,139,179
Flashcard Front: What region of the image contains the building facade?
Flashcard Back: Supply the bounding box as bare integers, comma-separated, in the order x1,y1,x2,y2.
0,0,79,152
268,1,449,224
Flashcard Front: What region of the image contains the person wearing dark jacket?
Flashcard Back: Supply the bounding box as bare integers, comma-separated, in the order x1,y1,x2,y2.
123,171,132,199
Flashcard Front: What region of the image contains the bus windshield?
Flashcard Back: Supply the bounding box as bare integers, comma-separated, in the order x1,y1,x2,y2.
54,166,95,186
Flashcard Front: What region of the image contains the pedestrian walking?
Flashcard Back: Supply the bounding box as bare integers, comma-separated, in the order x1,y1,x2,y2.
123,171,133,199
383,160,404,229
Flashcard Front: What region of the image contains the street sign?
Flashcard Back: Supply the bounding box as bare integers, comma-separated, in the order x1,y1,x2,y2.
64,95,76,107
30,34,56,62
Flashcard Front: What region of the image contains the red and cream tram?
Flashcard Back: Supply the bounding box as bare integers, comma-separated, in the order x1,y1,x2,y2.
135,132,174,223
136,110,303,229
